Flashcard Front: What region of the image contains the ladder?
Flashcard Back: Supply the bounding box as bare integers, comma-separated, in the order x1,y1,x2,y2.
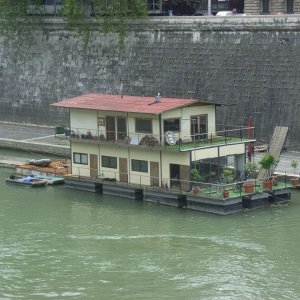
256,126,288,179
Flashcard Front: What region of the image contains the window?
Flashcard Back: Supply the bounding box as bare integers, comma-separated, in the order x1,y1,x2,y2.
135,118,152,133
287,0,293,13
262,0,269,13
163,118,180,132
73,152,88,165
131,159,148,173
102,156,117,169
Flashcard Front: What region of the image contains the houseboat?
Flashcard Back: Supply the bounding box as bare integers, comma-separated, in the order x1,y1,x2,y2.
51,93,291,214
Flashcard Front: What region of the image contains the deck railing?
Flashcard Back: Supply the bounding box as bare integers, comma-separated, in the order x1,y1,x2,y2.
69,165,289,201
55,126,255,151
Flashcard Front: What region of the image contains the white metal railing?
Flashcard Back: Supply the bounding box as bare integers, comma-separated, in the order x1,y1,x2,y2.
68,164,289,200
55,126,255,150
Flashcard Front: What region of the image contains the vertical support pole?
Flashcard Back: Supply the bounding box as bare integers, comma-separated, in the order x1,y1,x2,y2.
248,116,253,161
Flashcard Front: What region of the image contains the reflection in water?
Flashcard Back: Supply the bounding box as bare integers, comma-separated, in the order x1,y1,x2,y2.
0,167,300,299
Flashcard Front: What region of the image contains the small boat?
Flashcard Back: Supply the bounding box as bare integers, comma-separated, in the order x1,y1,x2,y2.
28,159,51,167
34,175,65,185
6,175,47,187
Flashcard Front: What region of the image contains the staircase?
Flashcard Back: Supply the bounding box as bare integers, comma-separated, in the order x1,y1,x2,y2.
257,126,288,179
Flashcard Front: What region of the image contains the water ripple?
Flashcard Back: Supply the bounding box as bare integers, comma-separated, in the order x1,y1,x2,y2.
66,234,265,252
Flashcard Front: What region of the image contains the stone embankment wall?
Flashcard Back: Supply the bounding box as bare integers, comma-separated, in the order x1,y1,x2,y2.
0,16,300,148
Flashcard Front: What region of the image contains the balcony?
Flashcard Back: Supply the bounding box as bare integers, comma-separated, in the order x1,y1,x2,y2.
55,126,255,152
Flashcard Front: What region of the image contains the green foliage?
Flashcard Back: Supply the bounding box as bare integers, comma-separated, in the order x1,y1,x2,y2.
245,161,258,179
259,153,276,176
0,0,43,47
223,168,232,183
0,0,148,49
291,159,298,175
191,168,199,181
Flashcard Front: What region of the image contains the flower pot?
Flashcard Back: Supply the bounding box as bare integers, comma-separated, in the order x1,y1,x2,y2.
244,182,255,193
192,186,200,194
223,190,229,199
263,180,273,190
290,178,299,187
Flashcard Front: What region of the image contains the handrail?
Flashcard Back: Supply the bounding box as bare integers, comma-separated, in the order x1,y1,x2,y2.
55,126,256,150
69,165,288,201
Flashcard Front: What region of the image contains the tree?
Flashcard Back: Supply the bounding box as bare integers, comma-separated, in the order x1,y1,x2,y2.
291,160,298,176
258,153,276,177
0,0,148,47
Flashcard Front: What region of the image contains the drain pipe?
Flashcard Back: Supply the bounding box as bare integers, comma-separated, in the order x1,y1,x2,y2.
159,114,162,186
208,0,211,16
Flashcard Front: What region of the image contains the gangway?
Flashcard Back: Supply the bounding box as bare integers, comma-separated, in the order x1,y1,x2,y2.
257,126,288,179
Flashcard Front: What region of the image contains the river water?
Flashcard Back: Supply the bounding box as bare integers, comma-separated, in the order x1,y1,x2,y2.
1,161,300,299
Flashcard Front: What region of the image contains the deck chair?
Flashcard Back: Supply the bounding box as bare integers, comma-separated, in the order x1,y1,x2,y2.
165,131,176,145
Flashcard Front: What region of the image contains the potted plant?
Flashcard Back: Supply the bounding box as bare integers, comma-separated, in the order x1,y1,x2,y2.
243,162,258,193
259,153,276,189
223,188,229,199
223,168,233,183
245,162,258,179
290,159,299,187
191,168,200,193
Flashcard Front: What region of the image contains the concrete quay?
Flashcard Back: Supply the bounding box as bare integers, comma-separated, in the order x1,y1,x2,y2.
0,122,70,168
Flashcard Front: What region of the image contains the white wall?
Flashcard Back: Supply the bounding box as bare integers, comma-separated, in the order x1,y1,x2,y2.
70,109,98,136
161,104,216,142
191,143,245,161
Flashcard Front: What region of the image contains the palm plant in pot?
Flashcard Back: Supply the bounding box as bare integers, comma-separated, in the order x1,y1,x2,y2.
258,153,276,189
191,168,200,193
290,159,299,187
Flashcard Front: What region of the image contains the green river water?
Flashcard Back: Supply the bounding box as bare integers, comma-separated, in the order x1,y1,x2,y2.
1,153,300,299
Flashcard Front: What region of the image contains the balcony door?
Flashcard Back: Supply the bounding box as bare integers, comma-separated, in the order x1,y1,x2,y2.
106,116,115,141
117,117,127,141
191,115,207,141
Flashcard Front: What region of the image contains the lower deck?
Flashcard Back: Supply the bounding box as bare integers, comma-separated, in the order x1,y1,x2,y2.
64,176,291,215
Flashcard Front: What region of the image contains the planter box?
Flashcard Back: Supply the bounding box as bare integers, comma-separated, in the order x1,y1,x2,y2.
244,182,255,193
223,190,229,199
263,180,273,190
290,178,299,187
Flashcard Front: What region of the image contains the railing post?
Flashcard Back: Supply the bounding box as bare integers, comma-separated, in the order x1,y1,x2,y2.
285,171,286,188
224,128,227,143
240,128,243,141
211,133,213,145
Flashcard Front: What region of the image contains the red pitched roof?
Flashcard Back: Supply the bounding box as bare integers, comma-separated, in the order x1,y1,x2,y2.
51,93,212,115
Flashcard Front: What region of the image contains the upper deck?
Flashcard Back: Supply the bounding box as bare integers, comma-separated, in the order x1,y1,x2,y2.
55,125,256,152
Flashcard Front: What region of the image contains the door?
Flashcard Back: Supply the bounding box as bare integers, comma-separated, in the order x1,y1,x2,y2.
119,157,128,183
180,165,190,192
150,161,159,187
191,114,208,140
90,154,98,178
170,164,180,188
106,116,115,141
117,117,127,141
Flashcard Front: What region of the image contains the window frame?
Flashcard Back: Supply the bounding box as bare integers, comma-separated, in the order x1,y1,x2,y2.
135,118,153,134
101,155,117,169
131,159,148,173
163,118,181,132
73,152,88,165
